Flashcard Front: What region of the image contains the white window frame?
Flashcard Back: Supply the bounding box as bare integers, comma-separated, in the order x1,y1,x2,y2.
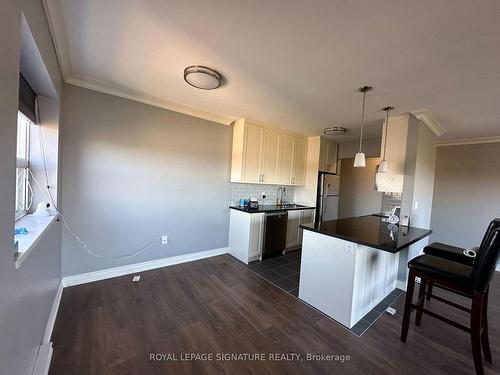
15,111,31,221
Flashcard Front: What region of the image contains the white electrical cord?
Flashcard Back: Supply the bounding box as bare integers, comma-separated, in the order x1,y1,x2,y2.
28,119,162,261
28,168,161,261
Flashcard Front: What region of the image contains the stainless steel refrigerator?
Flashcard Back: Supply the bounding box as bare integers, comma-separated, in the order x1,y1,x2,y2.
316,173,341,222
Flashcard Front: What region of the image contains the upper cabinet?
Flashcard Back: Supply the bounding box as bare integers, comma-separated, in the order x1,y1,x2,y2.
291,137,307,185
231,119,308,186
375,115,408,193
319,138,338,174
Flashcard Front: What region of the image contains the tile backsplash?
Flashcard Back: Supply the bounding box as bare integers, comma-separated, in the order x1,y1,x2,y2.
230,183,295,206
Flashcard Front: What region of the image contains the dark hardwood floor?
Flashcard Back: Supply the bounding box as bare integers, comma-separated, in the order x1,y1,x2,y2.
49,254,500,374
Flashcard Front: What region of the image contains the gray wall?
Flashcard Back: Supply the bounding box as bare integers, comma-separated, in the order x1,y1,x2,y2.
0,1,63,374
338,137,381,159
430,142,500,248
61,85,232,276
338,157,383,218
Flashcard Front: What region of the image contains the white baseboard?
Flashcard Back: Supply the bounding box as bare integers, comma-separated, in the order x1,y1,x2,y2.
396,280,407,291
32,342,53,375
43,281,63,344
62,247,229,287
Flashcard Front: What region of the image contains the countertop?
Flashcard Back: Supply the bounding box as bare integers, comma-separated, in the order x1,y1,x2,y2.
300,215,432,253
229,204,315,214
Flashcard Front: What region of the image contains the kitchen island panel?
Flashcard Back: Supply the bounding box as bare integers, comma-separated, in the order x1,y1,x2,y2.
299,230,399,328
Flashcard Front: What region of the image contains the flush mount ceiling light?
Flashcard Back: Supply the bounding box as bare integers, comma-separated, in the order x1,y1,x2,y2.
354,85,372,168
324,126,348,136
183,65,222,90
378,106,395,173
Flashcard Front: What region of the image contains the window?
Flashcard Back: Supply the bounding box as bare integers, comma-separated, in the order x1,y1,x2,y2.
15,111,32,221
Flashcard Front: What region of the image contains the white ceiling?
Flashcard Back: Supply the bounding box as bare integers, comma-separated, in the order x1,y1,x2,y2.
45,0,500,141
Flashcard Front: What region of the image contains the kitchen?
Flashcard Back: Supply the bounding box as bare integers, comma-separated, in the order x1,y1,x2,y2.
228,93,439,335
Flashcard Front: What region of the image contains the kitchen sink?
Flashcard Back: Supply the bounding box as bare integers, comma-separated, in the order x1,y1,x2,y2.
280,204,305,208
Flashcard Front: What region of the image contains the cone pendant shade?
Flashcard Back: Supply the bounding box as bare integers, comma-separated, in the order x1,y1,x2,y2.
378,159,388,173
354,152,366,168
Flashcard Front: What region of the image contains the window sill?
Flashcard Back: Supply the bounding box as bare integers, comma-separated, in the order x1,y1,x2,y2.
14,214,58,269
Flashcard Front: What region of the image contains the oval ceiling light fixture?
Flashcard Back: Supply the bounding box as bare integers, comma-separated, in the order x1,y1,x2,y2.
324,126,348,136
354,85,372,168
183,65,222,90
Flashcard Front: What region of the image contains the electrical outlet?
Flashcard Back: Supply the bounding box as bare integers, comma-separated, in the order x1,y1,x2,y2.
161,235,168,245
261,192,266,199
344,243,355,256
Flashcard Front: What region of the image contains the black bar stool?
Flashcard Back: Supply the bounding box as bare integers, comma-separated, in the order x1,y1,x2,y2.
424,219,500,299
400,228,500,375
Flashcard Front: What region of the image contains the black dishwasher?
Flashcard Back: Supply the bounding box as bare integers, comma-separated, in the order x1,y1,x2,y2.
262,211,288,259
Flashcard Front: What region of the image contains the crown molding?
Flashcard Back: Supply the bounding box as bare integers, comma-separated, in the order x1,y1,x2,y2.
42,0,71,80
42,0,235,126
66,77,235,125
411,109,446,137
437,136,500,147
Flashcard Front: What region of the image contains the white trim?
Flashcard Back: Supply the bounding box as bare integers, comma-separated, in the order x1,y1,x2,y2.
65,77,235,125
31,343,53,375
42,0,71,80
396,280,407,291
62,247,229,287
411,109,446,137
43,281,63,344
437,136,500,147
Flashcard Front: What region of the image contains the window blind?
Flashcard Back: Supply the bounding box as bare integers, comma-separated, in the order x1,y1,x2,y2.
18,74,36,123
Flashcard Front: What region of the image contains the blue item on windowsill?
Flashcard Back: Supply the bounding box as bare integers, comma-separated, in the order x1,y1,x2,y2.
15,227,28,235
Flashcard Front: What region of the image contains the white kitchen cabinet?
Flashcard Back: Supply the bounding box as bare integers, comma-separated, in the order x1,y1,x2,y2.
286,208,315,249
231,119,307,186
277,135,294,185
291,137,307,185
319,138,338,173
375,115,408,193
228,209,265,263
241,123,264,183
286,210,301,248
298,209,315,243
261,130,280,184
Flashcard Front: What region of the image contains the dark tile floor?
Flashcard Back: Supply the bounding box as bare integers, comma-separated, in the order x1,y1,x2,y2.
244,249,403,336
247,250,301,297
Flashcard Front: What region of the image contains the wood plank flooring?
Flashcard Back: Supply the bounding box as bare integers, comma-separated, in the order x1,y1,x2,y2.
49,255,500,374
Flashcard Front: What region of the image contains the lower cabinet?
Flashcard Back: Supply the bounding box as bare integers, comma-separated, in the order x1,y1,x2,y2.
286,211,301,248
286,209,315,250
229,208,316,264
228,210,264,264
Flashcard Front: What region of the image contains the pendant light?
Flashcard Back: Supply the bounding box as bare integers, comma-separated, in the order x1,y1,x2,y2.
378,106,394,173
354,85,372,168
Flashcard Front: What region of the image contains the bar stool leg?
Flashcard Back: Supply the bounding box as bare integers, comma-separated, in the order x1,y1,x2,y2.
415,279,427,326
471,291,485,375
481,289,492,363
426,282,433,300
400,270,416,342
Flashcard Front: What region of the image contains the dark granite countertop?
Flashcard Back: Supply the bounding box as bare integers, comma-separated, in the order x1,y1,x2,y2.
300,215,432,253
230,204,315,213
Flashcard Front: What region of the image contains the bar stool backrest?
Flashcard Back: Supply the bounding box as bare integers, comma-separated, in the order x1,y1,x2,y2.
472,228,500,292
479,218,500,251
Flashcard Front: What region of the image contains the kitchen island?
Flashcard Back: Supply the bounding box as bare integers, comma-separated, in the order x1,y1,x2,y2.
299,215,432,328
